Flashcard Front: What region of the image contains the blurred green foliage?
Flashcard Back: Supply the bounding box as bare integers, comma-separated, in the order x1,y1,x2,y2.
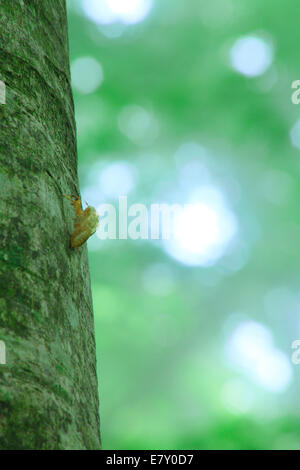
67,0,300,449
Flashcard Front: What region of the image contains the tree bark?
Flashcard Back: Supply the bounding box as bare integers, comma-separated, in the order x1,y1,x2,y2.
0,0,101,449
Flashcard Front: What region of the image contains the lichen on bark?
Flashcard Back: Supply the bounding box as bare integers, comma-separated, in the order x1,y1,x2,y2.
0,0,101,450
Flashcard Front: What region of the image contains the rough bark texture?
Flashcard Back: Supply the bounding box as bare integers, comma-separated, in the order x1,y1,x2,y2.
0,0,101,449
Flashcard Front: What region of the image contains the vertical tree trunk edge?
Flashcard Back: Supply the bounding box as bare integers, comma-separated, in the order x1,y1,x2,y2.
0,0,101,450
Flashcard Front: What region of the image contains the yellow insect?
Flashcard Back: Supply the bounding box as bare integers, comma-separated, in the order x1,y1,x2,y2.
63,194,99,249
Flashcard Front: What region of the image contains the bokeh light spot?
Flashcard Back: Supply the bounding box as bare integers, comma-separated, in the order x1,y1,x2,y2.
230,36,273,77
164,186,238,266
99,161,136,198
82,0,152,25
227,321,292,393
221,379,255,414
107,0,152,24
118,105,159,145
71,56,103,94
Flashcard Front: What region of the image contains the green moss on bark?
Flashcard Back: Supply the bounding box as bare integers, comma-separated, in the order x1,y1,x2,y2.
0,0,101,450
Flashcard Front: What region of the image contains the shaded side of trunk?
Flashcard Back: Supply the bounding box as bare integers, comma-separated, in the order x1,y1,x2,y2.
0,0,101,449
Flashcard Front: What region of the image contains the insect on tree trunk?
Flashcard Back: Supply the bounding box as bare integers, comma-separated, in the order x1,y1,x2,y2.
0,0,101,449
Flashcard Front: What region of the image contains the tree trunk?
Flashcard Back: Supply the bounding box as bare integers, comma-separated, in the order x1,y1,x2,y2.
0,0,101,450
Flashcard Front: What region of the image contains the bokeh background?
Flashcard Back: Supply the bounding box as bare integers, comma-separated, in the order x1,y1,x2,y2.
67,0,300,449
